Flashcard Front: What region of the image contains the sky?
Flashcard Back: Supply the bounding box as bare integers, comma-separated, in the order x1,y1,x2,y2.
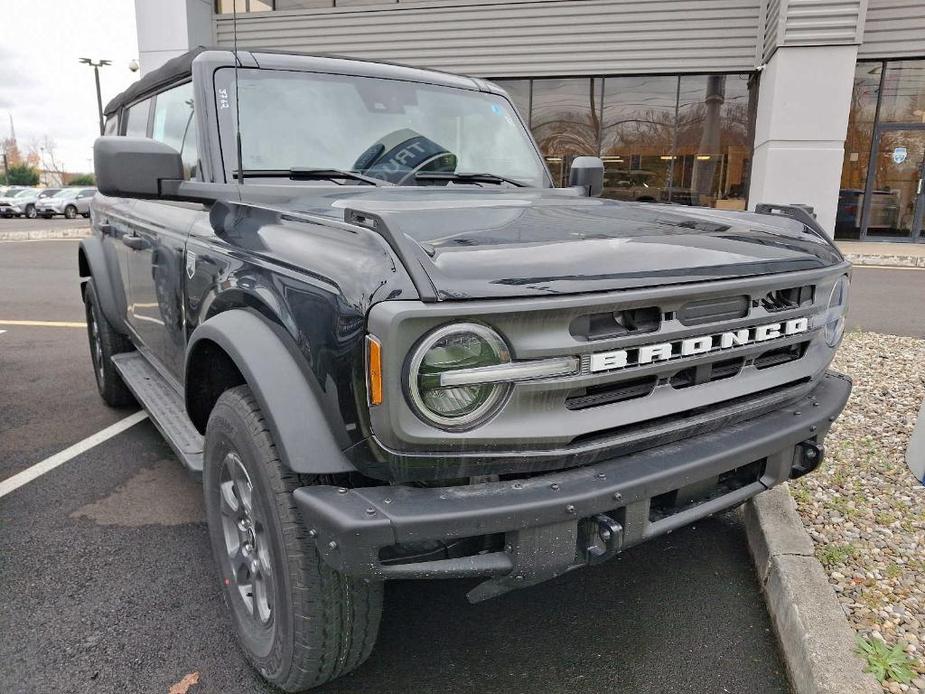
1,1,139,174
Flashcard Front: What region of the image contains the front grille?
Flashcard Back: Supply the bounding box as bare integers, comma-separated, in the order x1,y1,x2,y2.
678,295,749,326
755,340,809,369
570,306,660,341
565,375,657,410
669,356,745,389
761,285,814,312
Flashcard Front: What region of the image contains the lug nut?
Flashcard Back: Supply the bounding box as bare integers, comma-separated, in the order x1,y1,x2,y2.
565,504,576,514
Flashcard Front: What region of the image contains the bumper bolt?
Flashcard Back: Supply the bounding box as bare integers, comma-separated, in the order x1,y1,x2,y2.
565,504,576,514
512,482,523,490
308,529,317,538
613,492,622,501
337,487,348,494
514,575,524,581
809,425,817,432
365,507,376,515
794,411,802,416
550,483,560,491
596,473,606,480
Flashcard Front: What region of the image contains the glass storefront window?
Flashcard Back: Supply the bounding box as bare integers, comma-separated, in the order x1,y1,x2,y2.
837,63,882,238
531,78,602,186
675,74,753,210
880,61,925,124
215,0,274,12
599,76,677,204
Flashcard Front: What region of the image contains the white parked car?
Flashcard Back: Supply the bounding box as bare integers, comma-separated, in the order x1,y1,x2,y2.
36,187,96,219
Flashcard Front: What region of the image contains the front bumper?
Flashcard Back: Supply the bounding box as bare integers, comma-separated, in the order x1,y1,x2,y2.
295,371,851,600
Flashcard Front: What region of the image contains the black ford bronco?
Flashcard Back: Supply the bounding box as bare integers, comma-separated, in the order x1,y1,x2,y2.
82,48,852,691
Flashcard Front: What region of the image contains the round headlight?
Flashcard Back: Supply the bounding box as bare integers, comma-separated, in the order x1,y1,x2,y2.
407,323,512,430
824,275,850,347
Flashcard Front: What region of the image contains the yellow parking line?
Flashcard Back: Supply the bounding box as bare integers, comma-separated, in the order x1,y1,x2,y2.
0,319,87,328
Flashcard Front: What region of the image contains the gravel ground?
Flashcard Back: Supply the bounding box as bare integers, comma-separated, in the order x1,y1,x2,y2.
791,330,925,693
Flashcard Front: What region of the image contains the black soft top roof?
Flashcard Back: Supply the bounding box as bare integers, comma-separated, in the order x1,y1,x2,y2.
103,47,209,116
103,47,488,118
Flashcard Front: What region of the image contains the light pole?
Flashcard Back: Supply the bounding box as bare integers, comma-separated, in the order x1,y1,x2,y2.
79,58,111,136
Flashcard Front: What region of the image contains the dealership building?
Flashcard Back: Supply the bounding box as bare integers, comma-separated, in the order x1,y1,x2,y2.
135,0,925,241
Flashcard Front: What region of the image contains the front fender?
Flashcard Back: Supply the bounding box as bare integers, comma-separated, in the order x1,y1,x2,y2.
186,309,356,475
78,235,127,332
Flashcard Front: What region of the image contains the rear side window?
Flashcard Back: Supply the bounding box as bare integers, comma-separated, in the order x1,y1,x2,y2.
152,82,198,179
124,98,152,137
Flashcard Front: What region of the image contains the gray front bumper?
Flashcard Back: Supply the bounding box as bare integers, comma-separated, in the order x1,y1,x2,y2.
295,371,850,597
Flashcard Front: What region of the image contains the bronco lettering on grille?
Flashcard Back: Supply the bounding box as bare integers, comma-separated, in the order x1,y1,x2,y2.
588,318,809,373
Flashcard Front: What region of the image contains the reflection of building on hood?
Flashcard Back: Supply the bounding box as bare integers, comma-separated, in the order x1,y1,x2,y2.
353,129,457,184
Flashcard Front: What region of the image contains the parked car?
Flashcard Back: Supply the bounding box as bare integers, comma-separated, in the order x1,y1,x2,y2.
82,48,852,692
0,188,40,218
36,187,96,219
0,185,26,198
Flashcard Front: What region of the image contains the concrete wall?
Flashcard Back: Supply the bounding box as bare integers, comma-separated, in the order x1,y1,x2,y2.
134,0,212,75
748,45,859,235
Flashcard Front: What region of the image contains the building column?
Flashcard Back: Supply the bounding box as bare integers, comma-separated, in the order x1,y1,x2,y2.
748,45,859,236
134,0,213,75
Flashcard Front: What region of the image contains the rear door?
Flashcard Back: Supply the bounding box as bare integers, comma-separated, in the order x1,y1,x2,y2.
126,81,201,383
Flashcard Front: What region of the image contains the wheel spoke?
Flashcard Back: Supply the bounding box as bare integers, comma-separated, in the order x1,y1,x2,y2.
219,480,241,520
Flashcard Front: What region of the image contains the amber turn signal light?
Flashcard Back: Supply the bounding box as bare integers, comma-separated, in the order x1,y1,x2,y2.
366,335,383,406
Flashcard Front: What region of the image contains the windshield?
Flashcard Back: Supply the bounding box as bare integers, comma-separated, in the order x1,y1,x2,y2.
14,189,36,198
217,68,548,188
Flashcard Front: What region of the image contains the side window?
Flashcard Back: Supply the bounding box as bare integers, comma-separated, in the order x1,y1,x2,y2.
152,82,199,179
103,115,118,136
124,98,153,137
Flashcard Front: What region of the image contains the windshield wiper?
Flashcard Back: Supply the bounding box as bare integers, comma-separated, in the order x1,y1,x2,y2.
235,168,389,186
414,171,527,187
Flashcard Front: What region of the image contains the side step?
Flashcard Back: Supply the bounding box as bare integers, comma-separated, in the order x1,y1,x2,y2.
111,352,204,473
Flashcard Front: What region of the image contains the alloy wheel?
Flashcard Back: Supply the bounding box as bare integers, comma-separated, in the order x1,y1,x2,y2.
219,451,274,627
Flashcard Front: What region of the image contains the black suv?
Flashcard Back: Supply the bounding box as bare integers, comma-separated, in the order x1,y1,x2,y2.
81,48,851,691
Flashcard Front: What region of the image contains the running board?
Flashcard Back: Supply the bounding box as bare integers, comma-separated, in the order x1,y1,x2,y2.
111,352,203,473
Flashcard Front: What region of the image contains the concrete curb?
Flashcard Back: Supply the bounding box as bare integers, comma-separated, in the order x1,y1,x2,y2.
0,228,91,241
842,253,925,269
742,485,881,694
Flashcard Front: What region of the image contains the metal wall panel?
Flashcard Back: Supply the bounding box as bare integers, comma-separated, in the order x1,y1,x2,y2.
859,0,925,58
763,0,866,61
215,0,764,77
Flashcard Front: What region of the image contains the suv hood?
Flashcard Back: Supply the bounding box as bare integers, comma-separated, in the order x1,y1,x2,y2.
273,188,844,300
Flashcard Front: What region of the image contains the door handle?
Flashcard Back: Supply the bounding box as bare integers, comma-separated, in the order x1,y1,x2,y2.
122,235,148,250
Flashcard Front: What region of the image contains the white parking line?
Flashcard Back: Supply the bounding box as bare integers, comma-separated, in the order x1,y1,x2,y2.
0,411,149,498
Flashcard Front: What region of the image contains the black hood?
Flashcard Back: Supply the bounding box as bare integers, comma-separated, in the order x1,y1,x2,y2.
259,188,844,300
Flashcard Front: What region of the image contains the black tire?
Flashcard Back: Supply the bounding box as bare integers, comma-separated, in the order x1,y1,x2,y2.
84,279,135,407
25,204,36,219
204,385,382,692
64,205,77,219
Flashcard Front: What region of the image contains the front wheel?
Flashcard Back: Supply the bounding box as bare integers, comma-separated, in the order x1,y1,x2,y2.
25,204,36,219
84,279,135,407
64,205,77,219
203,386,382,692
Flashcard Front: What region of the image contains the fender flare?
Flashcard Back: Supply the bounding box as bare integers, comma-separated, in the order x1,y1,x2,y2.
78,235,127,332
186,309,356,475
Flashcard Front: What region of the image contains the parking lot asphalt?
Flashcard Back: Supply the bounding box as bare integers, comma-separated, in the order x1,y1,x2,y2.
15,240,923,693
0,217,88,233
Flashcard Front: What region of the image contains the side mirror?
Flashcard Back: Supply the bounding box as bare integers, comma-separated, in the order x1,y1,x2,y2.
93,136,183,199
569,156,604,197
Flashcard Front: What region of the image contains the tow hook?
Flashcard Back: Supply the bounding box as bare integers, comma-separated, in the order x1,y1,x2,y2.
585,514,624,566
790,440,825,479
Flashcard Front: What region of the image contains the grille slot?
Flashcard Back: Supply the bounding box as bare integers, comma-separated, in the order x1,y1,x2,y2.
678,295,749,326
754,340,809,369
570,306,660,341
761,285,814,313
669,357,745,390
565,375,658,410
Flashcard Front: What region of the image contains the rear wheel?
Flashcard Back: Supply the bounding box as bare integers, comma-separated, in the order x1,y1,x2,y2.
64,205,77,219
84,279,135,407
25,204,36,219
204,386,382,692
